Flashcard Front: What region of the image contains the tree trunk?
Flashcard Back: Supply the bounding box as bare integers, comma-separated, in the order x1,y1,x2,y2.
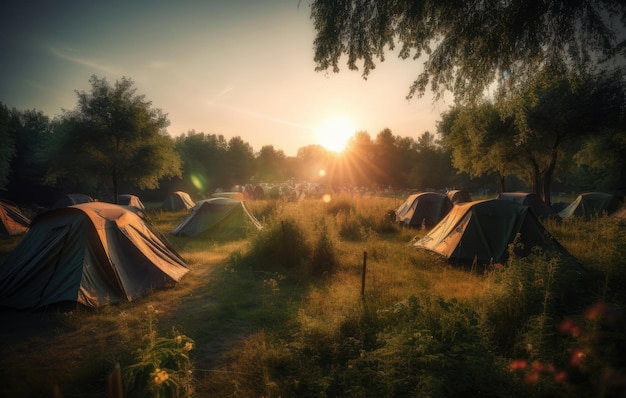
541,143,559,206
112,171,119,204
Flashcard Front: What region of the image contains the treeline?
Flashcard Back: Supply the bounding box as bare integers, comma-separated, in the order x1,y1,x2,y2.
1,72,624,208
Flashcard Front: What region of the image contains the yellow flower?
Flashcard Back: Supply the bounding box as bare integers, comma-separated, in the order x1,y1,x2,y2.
176,335,183,344
184,342,193,351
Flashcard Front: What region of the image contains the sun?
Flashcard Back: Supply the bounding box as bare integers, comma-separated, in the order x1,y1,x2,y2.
317,116,356,153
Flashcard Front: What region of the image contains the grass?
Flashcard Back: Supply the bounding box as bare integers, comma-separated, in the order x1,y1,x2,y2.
0,195,624,397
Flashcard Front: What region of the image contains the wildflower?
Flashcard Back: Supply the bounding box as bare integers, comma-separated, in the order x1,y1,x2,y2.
176,335,183,344
510,359,528,371
555,371,568,384
153,369,169,385
525,372,539,384
584,302,608,320
184,342,193,351
558,318,581,337
570,349,585,367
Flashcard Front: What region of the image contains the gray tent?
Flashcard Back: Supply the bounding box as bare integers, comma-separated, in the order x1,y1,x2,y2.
117,194,145,210
395,192,453,228
52,193,94,208
0,199,30,237
161,191,195,211
447,189,472,204
0,202,188,310
414,199,568,265
496,192,557,219
558,192,623,219
171,197,263,238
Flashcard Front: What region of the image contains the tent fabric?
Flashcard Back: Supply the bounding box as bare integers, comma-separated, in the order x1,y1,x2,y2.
447,189,472,204
161,191,195,211
395,192,454,228
0,200,30,237
558,192,623,219
52,193,94,208
171,197,263,238
413,199,567,265
117,194,145,210
212,191,244,200
496,192,557,219
0,202,188,310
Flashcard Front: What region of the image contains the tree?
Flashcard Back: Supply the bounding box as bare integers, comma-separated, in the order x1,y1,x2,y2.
45,75,181,202
175,130,228,196
310,0,625,102
500,67,625,204
255,145,287,183
225,136,255,185
0,103,15,190
439,103,518,193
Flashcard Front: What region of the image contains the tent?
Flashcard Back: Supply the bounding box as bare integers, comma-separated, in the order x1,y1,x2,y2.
161,191,195,211
447,189,472,204
558,192,624,219
117,194,145,210
212,191,244,200
0,202,188,310
395,192,454,228
0,199,30,237
171,197,263,238
496,192,557,219
52,193,94,208
413,199,568,265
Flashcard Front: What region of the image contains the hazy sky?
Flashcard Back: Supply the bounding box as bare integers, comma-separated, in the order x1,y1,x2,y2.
1,0,450,156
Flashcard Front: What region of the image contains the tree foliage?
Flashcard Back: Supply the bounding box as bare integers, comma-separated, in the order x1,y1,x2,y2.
310,0,626,102
0,104,15,190
45,75,181,201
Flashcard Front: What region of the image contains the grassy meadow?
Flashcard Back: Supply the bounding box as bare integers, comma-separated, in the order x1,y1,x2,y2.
0,194,625,398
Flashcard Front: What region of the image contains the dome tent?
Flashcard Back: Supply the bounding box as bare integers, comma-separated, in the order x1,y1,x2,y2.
161,191,195,211
117,194,145,210
558,192,623,219
0,199,30,237
395,192,454,228
413,199,570,265
447,189,472,204
496,192,557,219
0,202,188,310
171,197,263,238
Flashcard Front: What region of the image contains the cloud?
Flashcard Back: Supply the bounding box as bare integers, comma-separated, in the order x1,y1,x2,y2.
48,45,119,75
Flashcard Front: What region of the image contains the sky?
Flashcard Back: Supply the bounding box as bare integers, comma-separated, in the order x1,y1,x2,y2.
0,0,450,156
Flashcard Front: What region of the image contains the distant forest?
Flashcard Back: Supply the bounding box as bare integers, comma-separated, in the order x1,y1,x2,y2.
1,71,624,209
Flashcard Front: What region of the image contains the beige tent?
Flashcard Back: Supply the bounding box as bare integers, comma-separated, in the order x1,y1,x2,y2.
0,199,30,237
395,192,453,228
414,199,569,265
0,202,188,310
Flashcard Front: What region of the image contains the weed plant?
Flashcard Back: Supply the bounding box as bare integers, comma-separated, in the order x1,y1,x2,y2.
0,196,624,397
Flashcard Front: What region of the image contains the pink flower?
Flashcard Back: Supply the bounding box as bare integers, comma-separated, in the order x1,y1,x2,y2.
510,359,527,371
554,371,568,384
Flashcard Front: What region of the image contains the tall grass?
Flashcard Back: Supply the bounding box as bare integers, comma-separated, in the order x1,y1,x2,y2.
0,196,624,397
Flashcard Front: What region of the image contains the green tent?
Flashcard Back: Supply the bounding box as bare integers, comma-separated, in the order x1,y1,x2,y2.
171,197,263,238
413,199,567,265
558,192,623,219
496,192,557,219
395,192,454,228
0,202,188,310
161,191,195,211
